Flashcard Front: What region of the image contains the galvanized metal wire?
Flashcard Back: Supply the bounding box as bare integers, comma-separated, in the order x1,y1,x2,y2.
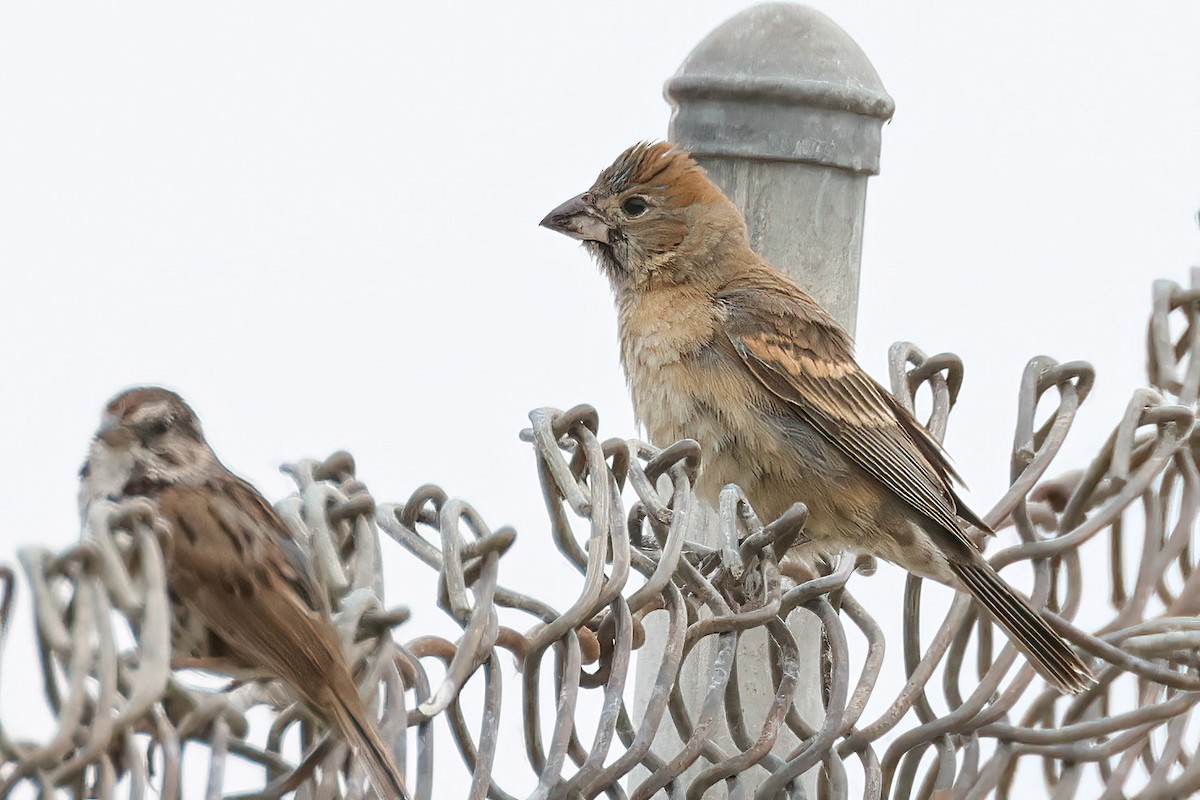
2,270,1199,798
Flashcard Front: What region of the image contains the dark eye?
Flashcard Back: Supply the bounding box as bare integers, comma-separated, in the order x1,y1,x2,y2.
622,196,649,217
138,417,171,438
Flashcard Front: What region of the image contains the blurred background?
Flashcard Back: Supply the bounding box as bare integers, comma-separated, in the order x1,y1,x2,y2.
1,1,1197,796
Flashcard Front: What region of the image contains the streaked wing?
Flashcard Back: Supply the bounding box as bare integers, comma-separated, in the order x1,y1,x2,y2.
151,480,410,796
160,478,324,610
152,481,339,686
721,289,983,546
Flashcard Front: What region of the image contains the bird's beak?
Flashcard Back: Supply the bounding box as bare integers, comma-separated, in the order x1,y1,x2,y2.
96,413,129,446
539,193,610,245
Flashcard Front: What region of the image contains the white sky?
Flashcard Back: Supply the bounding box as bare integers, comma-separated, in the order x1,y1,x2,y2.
1,2,1198,798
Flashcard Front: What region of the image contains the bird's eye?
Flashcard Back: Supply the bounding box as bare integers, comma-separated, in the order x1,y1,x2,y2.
622,196,649,217
138,417,171,438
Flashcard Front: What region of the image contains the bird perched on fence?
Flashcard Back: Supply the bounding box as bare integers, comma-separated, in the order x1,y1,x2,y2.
78,387,412,798
540,141,1095,693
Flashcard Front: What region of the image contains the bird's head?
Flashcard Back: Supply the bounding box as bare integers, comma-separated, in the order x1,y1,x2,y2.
540,141,747,293
91,387,212,481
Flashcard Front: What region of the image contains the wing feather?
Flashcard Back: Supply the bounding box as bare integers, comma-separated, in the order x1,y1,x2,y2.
153,482,336,680
721,286,988,547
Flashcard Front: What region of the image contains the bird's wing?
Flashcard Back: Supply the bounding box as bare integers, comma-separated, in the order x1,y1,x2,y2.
224,476,329,613
153,481,341,684
153,481,411,796
720,287,988,546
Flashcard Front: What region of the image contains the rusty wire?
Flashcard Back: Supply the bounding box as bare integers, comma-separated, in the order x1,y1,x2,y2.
2,270,1200,798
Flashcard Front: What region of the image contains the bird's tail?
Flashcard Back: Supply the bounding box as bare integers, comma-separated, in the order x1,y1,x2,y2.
950,557,1095,694
323,680,412,800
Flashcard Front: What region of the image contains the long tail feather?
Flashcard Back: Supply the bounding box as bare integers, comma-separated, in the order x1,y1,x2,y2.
950,558,1095,694
324,682,412,800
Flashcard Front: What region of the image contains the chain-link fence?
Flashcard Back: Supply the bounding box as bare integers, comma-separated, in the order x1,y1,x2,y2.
2,270,1199,799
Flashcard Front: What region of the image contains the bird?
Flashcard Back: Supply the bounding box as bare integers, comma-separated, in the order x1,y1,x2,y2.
540,141,1095,693
79,387,412,798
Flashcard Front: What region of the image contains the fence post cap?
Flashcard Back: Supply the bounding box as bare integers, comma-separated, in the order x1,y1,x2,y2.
665,3,894,171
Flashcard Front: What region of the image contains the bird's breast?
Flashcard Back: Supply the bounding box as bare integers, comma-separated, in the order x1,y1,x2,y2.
621,330,808,515
617,291,729,441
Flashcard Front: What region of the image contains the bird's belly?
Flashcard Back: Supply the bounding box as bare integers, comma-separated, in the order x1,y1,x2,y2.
632,364,860,537
629,361,955,578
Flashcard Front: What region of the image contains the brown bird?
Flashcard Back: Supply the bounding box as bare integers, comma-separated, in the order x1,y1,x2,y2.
540,141,1094,693
79,387,412,797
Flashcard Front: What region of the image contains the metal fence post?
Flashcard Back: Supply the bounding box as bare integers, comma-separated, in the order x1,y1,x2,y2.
666,2,892,332
633,3,893,794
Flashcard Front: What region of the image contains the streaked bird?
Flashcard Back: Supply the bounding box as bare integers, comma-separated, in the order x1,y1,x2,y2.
79,387,412,796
